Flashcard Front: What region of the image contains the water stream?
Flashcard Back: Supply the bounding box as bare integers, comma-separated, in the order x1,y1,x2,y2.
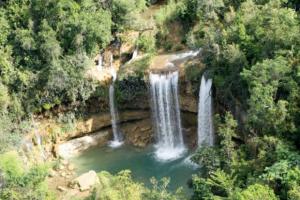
197,75,214,146
108,56,123,147
128,47,138,63
97,54,103,71
150,71,186,161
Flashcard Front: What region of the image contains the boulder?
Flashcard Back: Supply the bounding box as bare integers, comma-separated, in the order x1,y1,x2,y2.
57,186,68,192
61,160,69,166
57,131,110,159
74,171,99,191
60,172,67,177
67,164,75,171
48,169,57,177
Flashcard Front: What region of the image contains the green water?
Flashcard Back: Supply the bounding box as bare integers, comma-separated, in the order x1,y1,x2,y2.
71,145,198,192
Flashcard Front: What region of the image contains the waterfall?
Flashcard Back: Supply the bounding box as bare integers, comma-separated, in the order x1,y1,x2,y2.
150,71,186,161
108,55,123,148
197,75,214,146
128,47,138,63
34,133,47,160
132,48,138,60
169,49,200,62
97,54,103,71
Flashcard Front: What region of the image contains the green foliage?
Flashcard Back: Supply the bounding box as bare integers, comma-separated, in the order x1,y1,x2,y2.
143,177,186,200
0,152,24,183
155,0,185,27
234,184,278,200
217,112,238,170
242,57,293,134
197,0,225,21
93,170,144,200
207,169,237,197
112,0,147,31
192,146,221,176
192,112,238,175
0,82,10,112
0,0,113,123
116,55,151,107
136,33,156,53
0,12,9,46
90,170,185,200
154,0,188,50
191,175,213,200
288,186,300,200
0,151,54,200
0,116,31,153
184,63,204,96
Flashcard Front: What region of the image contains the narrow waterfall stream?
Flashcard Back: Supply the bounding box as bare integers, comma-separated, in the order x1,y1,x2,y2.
97,54,103,71
128,47,138,63
150,71,186,161
197,75,214,146
108,56,123,147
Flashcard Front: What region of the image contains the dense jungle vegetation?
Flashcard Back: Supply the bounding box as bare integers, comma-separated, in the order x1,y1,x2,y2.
0,0,300,199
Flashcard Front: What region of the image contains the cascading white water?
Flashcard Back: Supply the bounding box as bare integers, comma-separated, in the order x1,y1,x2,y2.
128,47,138,63
108,56,123,147
150,71,186,161
197,75,214,146
97,54,103,71
169,49,201,62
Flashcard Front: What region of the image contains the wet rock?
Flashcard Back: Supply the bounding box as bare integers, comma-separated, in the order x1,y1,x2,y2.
48,169,57,177
67,164,75,171
58,165,65,170
141,126,151,132
57,131,110,159
66,111,150,139
60,172,67,177
57,186,68,192
73,170,99,191
62,160,69,166
121,118,154,147
180,94,198,113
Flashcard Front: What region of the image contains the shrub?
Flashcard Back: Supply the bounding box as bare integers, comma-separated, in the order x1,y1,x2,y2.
0,151,24,184
234,184,278,200
192,146,221,176
0,83,10,112
0,152,54,200
137,33,156,53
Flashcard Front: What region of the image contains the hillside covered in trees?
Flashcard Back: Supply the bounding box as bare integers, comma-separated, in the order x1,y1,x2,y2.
0,0,300,200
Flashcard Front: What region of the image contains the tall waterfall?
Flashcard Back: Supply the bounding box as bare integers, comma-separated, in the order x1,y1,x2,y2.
150,71,185,161
197,75,214,146
108,56,123,147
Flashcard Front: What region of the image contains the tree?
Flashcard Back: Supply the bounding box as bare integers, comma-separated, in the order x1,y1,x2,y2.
217,112,238,170
242,57,292,134
234,184,278,200
112,0,146,32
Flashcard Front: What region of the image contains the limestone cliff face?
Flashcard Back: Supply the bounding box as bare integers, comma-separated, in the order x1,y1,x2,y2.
68,110,150,139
